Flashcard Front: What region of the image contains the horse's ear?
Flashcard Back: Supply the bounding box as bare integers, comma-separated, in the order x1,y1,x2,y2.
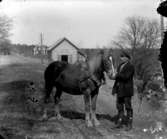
101,48,109,58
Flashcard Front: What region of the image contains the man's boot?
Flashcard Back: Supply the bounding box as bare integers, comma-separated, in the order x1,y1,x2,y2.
125,108,133,131
114,118,123,129
113,114,119,125
113,99,124,129
125,117,133,131
113,111,124,129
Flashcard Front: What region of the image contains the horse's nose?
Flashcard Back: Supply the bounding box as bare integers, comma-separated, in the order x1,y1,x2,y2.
32,87,36,91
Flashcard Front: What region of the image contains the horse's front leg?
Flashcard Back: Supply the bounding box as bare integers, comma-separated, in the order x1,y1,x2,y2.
84,89,93,127
54,101,62,120
91,89,100,126
41,106,48,120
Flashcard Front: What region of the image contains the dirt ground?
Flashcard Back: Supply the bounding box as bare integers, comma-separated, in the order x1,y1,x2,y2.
0,54,167,139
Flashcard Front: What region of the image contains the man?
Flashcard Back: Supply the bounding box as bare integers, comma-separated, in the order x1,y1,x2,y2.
109,51,135,131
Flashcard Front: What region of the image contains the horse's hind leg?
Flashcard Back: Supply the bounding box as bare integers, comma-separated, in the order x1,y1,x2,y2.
84,89,93,127
91,89,100,126
54,87,63,120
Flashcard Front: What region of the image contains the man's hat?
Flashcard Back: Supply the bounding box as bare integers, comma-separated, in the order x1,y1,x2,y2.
120,51,131,59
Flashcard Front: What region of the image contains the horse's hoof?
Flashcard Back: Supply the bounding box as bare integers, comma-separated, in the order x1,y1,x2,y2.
50,114,62,121
56,114,62,120
39,115,48,121
49,117,58,121
86,120,93,127
93,119,100,126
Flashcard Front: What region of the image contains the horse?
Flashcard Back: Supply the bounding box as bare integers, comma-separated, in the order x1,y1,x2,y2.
42,50,113,127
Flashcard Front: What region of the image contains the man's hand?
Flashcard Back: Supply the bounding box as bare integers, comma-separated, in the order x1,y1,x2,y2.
109,71,117,80
113,71,117,78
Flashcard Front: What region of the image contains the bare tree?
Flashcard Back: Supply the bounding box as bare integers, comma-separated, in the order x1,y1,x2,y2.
0,14,12,54
113,16,161,81
0,15,12,42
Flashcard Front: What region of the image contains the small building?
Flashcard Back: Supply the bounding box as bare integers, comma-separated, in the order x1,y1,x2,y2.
33,45,48,55
48,37,86,64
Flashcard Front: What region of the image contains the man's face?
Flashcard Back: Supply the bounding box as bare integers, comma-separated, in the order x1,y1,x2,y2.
120,56,129,62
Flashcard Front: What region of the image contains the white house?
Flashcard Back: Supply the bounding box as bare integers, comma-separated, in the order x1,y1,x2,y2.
48,37,86,64
33,45,48,55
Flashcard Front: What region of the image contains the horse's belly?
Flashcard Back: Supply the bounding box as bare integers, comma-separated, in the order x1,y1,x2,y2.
63,88,83,95
61,86,83,95
57,78,83,95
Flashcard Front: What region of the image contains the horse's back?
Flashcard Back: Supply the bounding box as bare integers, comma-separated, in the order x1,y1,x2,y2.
59,62,90,81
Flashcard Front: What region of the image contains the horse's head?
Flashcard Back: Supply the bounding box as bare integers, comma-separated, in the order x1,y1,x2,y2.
87,49,114,82
100,50,114,74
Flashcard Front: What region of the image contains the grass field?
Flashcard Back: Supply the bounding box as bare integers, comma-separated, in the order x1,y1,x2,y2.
0,54,167,139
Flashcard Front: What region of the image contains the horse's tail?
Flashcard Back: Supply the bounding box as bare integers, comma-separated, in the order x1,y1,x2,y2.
44,69,53,103
44,61,67,103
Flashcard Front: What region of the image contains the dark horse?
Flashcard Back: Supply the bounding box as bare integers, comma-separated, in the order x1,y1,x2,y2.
42,51,112,127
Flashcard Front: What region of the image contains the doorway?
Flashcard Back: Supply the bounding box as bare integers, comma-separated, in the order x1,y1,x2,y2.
61,55,68,62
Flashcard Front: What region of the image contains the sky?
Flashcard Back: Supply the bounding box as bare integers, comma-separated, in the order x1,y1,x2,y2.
0,0,163,48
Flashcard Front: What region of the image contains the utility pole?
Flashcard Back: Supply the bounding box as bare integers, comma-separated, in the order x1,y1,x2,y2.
40,32,44,64
40,33,43,46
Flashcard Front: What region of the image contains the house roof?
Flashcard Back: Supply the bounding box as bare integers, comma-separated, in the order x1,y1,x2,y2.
48,37,86,57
